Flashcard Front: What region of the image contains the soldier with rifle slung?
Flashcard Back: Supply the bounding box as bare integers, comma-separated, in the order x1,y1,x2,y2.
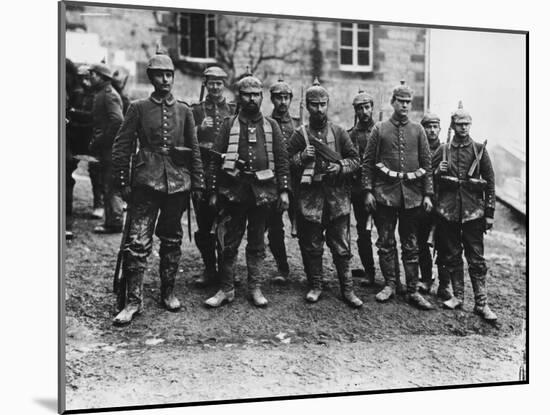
204,70,290,308
111,52,205,325
287,78,363,307
347,89,377,285
190,66,236,286
266,77,301,283
362,80,434,310
432,102,497,321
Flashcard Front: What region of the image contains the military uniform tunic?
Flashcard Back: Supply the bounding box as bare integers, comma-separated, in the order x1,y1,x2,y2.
348,118,376,276
208,111,290,291
91,80,124,229
361,114,434,292
287,120,359,289
111,92,205,305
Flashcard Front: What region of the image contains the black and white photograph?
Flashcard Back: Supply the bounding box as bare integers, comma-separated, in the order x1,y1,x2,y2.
59,0,527,413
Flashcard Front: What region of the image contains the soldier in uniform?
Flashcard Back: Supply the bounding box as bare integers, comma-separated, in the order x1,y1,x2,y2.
348,89,376,285
266,77,300,283
204,72,290,308
416,112,453,299
287,79,363,307
432,103,497,321
362,81,434,310
111,52,205,325
88,62,125,234
191,66,235,286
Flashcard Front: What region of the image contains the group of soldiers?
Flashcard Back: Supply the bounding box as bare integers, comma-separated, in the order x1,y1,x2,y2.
66,51,497,326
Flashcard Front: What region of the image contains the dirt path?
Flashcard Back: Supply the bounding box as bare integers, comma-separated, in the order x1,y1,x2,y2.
64,162,526,411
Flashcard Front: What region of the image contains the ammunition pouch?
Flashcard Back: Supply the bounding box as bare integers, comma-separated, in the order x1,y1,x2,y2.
254,169,275,182
169,146,192,167
439,175,460,190
222,153,240,176
465,177,487,192
199,142,215,161
375,162,426,181
438,176,487,192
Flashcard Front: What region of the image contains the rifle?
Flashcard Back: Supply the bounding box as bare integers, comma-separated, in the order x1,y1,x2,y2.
113,140,138,311
290,86,306,237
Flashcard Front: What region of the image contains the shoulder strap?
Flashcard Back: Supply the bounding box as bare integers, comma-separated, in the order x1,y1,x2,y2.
263,118,274,172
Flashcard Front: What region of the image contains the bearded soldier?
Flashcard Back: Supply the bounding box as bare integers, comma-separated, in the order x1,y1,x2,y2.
88,61,124,234
432,103,497,321
191,66,235,286
362,80,434,310
287,78,363,307
266,77,300,283
348,89,376,285
204,71,290,308
111,52,205,325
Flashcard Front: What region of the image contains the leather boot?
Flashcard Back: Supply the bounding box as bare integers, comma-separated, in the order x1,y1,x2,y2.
394,256,407,295
160,257,181,312
250,287,268,307
335,258,363,308
375,284,395,302
113,270,143,325
357,234,375,285
418,248,433,294
443,266,464,309
471,272,497,321
436,265,453,301
204,289,235,308
404,262,434,310
194,232,217,286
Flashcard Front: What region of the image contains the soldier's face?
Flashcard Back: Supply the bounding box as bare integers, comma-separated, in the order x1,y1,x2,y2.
89,71,101,87
239,91,263,113
307,101,328,122
424,122,441,141
453,122,471,137
392,97,411,116
149,70,174,94
355,102,373,123
271,94,292,114
206,79,224,98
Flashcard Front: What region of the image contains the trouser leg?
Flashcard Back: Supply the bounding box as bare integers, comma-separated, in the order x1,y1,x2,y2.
463,218,489,307
246,204,268,289
267,205,289,276
352,193,375,279
373,205,399,288
436,216,465,307
193,197,218,280
101,159,124,229
326,215,353,294
66,157,79,231
88,160,104,209
297,216,324,289
218,203,247,292
417,211,434,287
398,206,422,294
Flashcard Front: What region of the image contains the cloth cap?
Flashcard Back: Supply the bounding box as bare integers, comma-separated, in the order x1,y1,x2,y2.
305,77,329,103
203,66,227,80
421,112,441,126
90,62,112,79
392,79,414,100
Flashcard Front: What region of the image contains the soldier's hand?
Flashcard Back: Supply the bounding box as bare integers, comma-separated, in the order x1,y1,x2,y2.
277,191,290,212
364,192,377,213
485,217,494,232
120,186,132,203
302,145,316,161
201,116,214,128
209,193,218,208
423,196,433,213
439,161,449,173
326,162,341,175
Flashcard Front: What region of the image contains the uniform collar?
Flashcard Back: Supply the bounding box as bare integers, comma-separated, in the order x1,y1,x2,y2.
271,110,291,123
356,118,374,131
309,117,328,131
149,92,176,106
429,138,441,150
205,94,226,108
93,80,111,92
390,113,409,126
451,135,472,148
238,110,263,124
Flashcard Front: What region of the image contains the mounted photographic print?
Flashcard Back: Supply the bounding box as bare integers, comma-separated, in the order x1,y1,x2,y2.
60,0,527,413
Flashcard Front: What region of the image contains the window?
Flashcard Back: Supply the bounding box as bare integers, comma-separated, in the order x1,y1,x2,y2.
178,13,217,62
339,23,373,72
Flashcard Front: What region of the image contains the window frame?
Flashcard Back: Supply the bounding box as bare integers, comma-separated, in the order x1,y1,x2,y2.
177,12,218,63
338,22,373,72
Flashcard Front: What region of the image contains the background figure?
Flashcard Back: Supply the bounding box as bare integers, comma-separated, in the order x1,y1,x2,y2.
362,81,434,310
287,79,363,308
432,103,497,321
348,89,376,285
111,52,205,325
65,58,80,240
204,71,290,308
191,66,235,286
89,62,124,234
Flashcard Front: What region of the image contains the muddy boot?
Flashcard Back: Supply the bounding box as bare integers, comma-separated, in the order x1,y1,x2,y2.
305,273,323,303
436,265,453,301
194,232,218,286
272,267,290,284
375,284,395,302
357,234,375,285
418,249,433,294
159,255,181,311
113,271,143,325
443,266,464,309
250,287,268,307
204,289,235,308
404,262,433,310
394,256,407,296
91,207,104,219
471,272,497,321
335,259,363,308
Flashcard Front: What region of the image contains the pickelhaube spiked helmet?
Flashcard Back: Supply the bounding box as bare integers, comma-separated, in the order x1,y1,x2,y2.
420,112,441,126
269,76,293,96
90,62,113,79
352,88,374,107
392,79,414,100
305,77,329,103
236,66,263,93
451,101,472,124
147,44,175,72
203,66,228,80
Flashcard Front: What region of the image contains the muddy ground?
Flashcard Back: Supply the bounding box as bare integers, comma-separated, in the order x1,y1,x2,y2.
63,161,527,411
